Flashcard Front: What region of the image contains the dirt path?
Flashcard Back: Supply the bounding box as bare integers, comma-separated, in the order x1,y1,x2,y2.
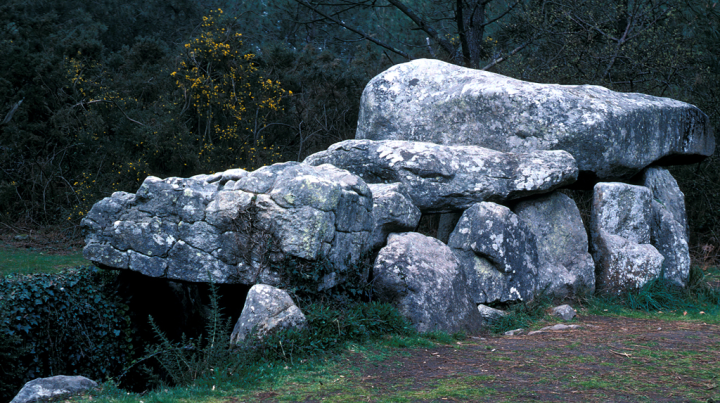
243,316,720,403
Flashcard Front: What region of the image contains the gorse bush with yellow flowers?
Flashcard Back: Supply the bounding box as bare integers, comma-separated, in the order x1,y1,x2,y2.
172,9,288,173
65,9,291,221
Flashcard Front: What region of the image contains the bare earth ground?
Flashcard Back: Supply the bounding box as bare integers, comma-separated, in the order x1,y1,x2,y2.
237,316,720,403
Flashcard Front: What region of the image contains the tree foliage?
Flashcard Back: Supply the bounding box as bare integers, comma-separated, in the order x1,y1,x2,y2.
0,0,718,252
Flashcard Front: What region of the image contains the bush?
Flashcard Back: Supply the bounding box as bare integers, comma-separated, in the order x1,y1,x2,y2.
133,282,237,387
0,266,134,402
249,300,412,363
134,254,412,389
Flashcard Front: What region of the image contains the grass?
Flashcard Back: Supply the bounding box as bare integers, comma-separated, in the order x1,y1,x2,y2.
4,238,719,403
68,327,719,403
70,335,482,403
580,265,720,325
0,246,87,276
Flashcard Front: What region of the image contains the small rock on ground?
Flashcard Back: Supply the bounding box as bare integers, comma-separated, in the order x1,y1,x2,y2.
551,304,577,321
11,375,97,403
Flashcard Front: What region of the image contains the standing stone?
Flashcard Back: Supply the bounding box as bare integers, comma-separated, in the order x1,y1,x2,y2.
591,183,664,293
513,191,595,297
650,200,691,286
305,139,578,213
368,183,422,248
641,167,688,234
448,202,538,303
373,232,482,334
10,376,97,403
230,284,306,343
356,59,714,180
641,167,691,286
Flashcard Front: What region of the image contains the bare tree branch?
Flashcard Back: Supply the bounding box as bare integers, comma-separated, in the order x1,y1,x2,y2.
479,0,520,28
386,0,460,61
293,0,412,59
481,39,533,71
1,97,24,125
71,99,145,126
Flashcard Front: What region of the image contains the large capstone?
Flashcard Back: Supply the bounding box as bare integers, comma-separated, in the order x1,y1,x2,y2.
305,139,577,213
82,162,373,285
356,59,714,180
448,202,538,303
513,191,595,297
373,232,482,334
591,183,664,293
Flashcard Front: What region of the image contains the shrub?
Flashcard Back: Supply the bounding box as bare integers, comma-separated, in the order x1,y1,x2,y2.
0,266,134,402
248,300,412,363
134,254,411,389
134,283,237,387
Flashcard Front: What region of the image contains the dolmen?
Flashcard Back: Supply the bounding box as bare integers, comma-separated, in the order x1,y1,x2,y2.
83,59,714,335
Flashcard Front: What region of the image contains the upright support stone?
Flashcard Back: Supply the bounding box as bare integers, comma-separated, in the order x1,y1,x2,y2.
514,191,595,297
436,212,462,244
368,183,422,248
641,167,691,286
448,202,538,303
230,284,306,343
591,183,664,293
373,232,482,333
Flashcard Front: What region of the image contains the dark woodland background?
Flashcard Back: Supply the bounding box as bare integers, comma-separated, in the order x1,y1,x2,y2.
1,0,718,259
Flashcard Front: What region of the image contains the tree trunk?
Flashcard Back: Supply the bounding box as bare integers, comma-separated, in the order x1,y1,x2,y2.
457,0,486,69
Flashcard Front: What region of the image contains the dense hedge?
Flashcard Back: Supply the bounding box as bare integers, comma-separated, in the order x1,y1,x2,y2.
0,267,134,402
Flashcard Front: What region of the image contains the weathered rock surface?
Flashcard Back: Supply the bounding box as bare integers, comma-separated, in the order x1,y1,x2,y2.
551,304,577,321
650,200,691,287
373,232,482,333
641,167,691,286
368,183,422,248
230,284,306,343
82,162,373,285
641,167,688,235
477,304,508,323
305,139,578,213
514,192,595,297
356,59,714,179
11,375,97,403
591,183,664,293
448,202,538,303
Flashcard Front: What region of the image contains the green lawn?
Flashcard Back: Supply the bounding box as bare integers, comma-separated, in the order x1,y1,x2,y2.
0,246,87,276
